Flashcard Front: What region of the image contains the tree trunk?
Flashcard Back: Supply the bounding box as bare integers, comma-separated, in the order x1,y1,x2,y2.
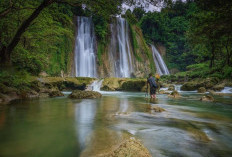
0,0,54,65
0,46,11,66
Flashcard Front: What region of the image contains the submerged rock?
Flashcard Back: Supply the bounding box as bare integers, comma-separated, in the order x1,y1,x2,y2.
159,90,170,94
200,95,214,102
148,105,165,112
98,138,151,157
197,87,206,93
168,90,181,98
69,90,102,99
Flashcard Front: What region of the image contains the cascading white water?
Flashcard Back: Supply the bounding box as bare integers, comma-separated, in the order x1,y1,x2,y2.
91,79,103,92
218,87,232,93
109,18,133,78
74,16,97,77
151,44,170,75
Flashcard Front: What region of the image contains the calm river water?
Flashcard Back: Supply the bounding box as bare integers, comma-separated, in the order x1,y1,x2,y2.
0,91,232,157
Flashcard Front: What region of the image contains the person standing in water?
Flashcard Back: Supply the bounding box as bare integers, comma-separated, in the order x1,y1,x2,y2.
147,73,157,99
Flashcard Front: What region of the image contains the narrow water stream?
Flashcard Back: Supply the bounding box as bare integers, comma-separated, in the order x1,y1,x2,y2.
0,92,231,157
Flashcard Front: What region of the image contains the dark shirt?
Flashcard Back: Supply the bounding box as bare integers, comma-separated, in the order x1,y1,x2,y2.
147,77,157,88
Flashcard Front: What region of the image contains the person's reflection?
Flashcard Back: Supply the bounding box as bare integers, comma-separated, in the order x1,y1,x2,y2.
75,100,97,149
118,98,129,113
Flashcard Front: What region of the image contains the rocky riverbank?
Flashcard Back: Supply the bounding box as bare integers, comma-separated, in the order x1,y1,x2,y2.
1,76,232,105
0,77,95,105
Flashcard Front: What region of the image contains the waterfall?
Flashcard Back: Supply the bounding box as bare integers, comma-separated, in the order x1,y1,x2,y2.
151,44,170,75
86,79,103,91
74,16,97,77
109,18,133,78
91,79,103,92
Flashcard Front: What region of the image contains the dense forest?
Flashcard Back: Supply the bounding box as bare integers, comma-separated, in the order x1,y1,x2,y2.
0,0,232,79
138,0,232,78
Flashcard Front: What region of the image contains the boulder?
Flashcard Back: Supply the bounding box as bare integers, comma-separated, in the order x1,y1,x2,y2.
212,84,224,91
197,87,206,93
168,85,175,91
148,106,165,112
225,81,232,87
168,90,181,98
101,78,122,91
0,83,17,94
21,90,39,98
121,80,146,91
200,95,214,102
101,78,147,91
49,90,64,97
204,77,219,89
181,82,199,91
99,138,152,157
69,90,102,99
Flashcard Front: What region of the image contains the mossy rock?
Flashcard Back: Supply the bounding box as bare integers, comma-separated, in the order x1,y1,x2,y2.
100,138,152,157
225,81,232,87
212,84,224,91
69,90,102,99
198,87,206,93
101,78,147,91
168,90,181,98
49,90,64,97
203,77,219,89
101,78,122,91
148,105,165,112
39,77,95,90
0,83,17,94
121,80,146,91
200,95,214,102
181,82,199,91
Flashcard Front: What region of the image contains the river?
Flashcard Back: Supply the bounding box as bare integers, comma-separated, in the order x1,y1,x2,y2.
0,91,231,157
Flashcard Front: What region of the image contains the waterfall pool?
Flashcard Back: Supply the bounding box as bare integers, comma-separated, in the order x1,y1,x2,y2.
0,91,231,157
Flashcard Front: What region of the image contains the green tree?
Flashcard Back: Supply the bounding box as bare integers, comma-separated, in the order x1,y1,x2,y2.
0,0,122,66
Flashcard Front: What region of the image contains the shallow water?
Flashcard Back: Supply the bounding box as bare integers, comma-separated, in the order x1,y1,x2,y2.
0,91,232,157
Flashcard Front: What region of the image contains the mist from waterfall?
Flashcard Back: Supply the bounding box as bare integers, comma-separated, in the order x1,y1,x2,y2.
151,44,170,75
74,16,97,77
109,18,133,78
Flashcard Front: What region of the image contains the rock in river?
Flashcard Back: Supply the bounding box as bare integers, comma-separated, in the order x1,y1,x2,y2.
148,105,165,112
200,95,214,102
68,90,102,99
168,90,181,98
98,138,152,157
198,87,206,93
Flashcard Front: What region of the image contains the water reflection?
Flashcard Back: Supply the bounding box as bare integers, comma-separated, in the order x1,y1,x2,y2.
75,100,97,149
118,98,129,113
